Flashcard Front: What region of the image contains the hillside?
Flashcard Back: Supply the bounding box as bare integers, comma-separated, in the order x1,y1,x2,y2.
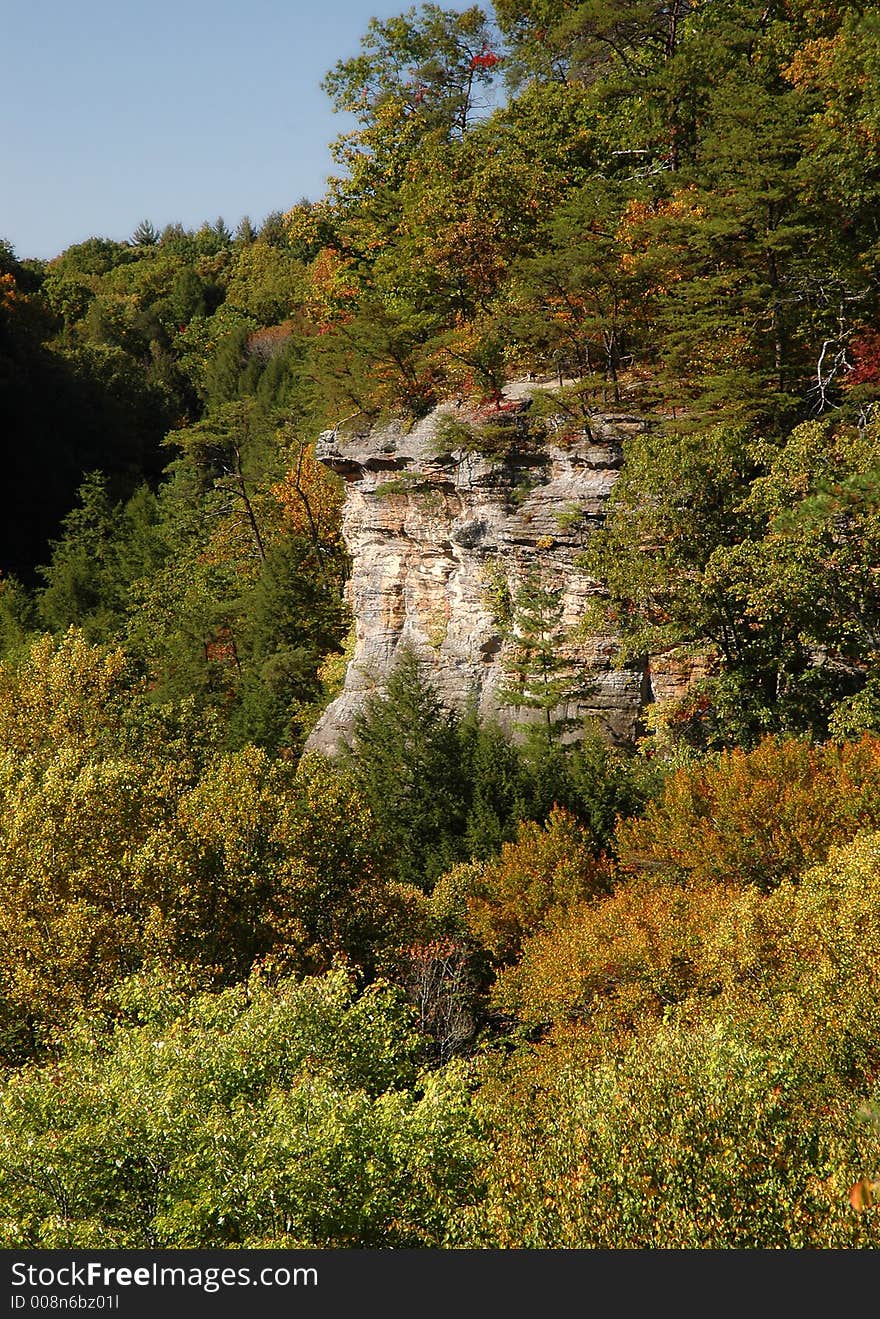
1,0,879,1249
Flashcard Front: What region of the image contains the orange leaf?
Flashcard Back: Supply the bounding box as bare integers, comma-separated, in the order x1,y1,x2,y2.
848,1177,880,1212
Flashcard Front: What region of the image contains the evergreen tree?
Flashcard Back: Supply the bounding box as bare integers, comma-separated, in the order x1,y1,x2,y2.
0,575,37,660
234,215,258,245
510,180,651,404
230,534,349,751
460,714,531,859
499,567,592,744
131,220,160,247
347,649,471,887
37,475,166,643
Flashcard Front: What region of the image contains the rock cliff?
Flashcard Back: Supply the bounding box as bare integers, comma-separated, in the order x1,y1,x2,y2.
306,387,684,754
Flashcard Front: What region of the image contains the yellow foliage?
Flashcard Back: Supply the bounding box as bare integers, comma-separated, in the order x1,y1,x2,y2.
493,878,744,1028
784,34,841,88
462,828,880,1247
464,806,612,962
0,630,131,760
306,247,359,327
0,635,407,1060
272,443,344,548
496,825,880,1074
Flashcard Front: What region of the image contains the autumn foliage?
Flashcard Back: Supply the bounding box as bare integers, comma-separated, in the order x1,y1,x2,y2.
3,0,880,1253
272,442,344,549
463,806,613,961
845,331,880,391
616,735,880,891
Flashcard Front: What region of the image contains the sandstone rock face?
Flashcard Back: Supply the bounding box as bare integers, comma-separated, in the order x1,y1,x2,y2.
306,391,662,755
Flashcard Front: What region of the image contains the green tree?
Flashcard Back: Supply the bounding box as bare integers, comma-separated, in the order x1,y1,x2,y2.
459,1003,880,1247
499,567,591,744
37,475,166,642
323,4,500,148
347,649,470,887
229,534,349,751
0,576,37,660
0,967,484,1248
581,420,763,744
0,632,413,1057
124,402,347,747
509,180,651,402
131,220,160,247
585,416,880,744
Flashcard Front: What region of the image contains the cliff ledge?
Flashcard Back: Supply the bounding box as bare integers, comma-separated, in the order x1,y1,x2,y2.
306,385,690,754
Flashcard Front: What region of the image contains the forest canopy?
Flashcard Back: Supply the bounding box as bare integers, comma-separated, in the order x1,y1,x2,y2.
2,0,880,1250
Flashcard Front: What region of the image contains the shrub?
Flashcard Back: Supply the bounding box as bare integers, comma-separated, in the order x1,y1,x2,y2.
492,878,743,1028
457,830,880,1247
456,1010,880,1248
0,633,409,1060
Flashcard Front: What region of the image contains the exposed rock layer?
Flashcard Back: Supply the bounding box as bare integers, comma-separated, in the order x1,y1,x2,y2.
306,392,684,754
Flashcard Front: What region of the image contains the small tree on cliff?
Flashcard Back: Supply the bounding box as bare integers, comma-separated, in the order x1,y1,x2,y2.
499,568,592,748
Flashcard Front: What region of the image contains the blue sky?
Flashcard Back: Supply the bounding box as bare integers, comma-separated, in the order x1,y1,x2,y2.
3,0,473,261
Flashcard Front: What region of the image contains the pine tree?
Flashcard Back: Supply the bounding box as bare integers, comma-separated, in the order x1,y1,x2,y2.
131,220,159,247
347,648,470,888
499,568,592,746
